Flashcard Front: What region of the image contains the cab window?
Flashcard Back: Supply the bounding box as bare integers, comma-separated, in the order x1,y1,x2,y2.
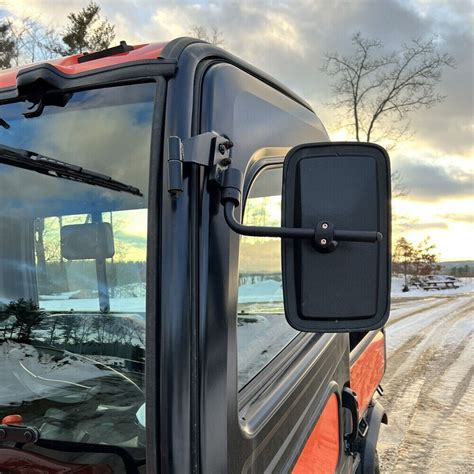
237,166,299,389
0,82,154,469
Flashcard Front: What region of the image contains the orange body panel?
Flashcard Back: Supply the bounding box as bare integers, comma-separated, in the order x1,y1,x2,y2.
0,42,168,89
292,393,340,474
350,331,385,415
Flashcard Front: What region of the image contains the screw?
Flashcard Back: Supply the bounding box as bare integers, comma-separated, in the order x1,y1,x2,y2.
218,143,227,155
322,222,328,229
24,431,33,442
220,157,231,166
320,238,327,245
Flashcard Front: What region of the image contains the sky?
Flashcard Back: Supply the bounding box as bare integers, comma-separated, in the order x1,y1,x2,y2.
0,0,473,261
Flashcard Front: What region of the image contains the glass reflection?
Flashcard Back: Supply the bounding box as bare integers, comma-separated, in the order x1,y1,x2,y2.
0,83,153,460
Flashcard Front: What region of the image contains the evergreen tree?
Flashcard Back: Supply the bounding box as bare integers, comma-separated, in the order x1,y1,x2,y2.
0,21,15,69
62,1,115,54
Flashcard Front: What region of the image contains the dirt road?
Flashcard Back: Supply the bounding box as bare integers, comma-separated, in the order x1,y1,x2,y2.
378,293,474,473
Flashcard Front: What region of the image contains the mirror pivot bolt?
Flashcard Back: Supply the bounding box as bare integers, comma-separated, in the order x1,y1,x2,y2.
320,239,327,245
322,222,329,229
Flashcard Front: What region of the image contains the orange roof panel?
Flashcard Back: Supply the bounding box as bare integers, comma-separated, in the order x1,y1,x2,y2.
0,42,169,90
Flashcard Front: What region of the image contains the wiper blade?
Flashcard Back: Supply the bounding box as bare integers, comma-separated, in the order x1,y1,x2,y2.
0,144,142,196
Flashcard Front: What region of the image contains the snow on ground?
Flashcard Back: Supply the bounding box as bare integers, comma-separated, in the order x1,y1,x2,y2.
39,296,146,313
237,276,472,305
378,288,474,473
34,277,471,313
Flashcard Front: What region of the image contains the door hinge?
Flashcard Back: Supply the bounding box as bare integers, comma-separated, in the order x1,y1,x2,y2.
167,132,233,196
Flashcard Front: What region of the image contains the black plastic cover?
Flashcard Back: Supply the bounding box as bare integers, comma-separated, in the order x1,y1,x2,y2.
61,222,115,260
282,142,391,332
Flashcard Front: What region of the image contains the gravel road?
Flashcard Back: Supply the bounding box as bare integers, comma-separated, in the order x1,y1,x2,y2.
378,292,474,473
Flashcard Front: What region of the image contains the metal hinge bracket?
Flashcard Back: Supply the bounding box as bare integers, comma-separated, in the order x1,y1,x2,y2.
167,132,233,195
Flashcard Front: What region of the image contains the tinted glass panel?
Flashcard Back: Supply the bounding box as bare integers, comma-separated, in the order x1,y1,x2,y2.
237,167,299,389
0,83,154,470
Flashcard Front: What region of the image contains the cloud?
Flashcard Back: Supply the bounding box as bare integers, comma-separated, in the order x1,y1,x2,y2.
437,213,473,224
394,159,473,201
408,221,448,230
1,0,472,260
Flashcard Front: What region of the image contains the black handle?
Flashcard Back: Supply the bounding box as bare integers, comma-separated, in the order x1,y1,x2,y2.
335,229,383,243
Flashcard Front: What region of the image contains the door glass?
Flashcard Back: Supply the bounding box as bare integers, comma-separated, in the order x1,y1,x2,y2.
237,167,299,389
0,82,154,470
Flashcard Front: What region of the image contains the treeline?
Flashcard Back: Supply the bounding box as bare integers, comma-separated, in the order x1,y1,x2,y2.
0,298,145,362
446,265,474,277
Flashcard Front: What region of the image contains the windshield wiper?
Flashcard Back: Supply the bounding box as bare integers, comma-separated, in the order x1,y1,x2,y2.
0,144,142,196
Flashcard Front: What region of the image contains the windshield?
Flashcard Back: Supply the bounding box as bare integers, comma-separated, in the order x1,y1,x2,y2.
0,83,154,470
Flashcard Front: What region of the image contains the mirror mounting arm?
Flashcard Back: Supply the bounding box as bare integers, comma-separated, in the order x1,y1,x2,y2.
220,167,383,249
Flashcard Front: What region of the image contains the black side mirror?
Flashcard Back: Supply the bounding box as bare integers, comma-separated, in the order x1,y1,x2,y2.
220,142,391,333
282,142,391,332
61,222,115,260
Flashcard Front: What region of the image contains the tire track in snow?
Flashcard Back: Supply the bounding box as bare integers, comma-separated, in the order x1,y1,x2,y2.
386,298,449,327
378,296,473,472
390,330,472,472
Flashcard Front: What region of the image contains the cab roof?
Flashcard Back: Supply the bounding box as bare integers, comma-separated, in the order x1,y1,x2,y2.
0,42,169,90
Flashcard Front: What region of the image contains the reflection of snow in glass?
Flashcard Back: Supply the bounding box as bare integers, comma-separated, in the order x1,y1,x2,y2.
0,83,152,449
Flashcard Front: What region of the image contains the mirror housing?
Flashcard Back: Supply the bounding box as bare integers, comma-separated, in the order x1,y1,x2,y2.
282,142,391,332
61,222,115,260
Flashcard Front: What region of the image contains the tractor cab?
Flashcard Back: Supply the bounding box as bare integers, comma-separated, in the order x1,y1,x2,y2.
0,39,390,474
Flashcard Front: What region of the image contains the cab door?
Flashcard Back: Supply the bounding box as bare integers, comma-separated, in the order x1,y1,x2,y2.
197,61,354,473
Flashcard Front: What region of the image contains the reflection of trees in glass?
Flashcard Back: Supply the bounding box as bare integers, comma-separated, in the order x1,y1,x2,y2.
35,211,147,299
0,298,46,342
240,196,282,274
244,196,281,227
35,216,69,294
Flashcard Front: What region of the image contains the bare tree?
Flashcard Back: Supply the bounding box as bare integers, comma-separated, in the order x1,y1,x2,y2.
7,16,62,65
322,33,455,147
189,25,224,46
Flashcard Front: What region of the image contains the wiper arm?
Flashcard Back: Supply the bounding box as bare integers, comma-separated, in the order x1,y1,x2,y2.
0,144,142,196
0,422,143,472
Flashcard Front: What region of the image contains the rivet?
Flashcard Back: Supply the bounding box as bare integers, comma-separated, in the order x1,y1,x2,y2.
322,222,328,229
321,238,327,245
